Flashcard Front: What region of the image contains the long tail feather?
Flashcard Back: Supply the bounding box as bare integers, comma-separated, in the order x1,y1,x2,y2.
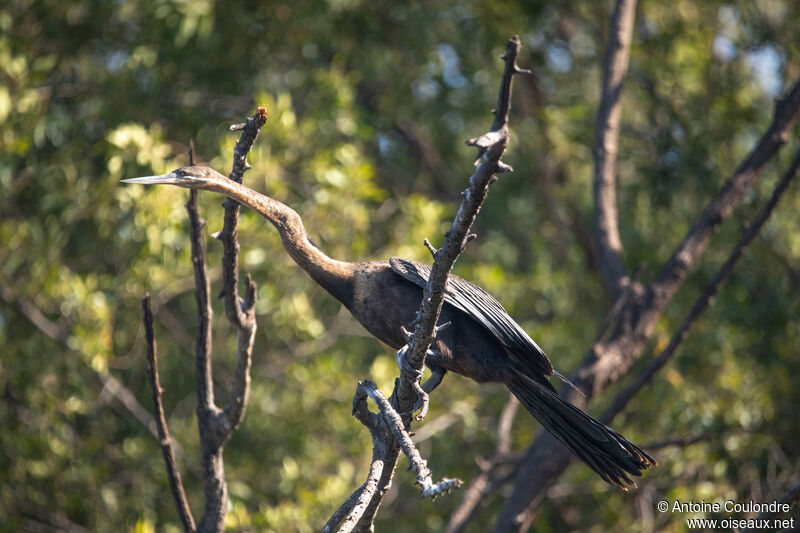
506,372,656,489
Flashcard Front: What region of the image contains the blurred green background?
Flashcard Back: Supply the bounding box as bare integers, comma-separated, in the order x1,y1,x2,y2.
1,0,799,531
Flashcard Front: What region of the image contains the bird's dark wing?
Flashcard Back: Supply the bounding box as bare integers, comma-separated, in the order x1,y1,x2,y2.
389,257,553,378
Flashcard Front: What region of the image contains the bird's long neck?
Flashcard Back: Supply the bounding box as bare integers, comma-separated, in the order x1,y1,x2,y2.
207,177,356,308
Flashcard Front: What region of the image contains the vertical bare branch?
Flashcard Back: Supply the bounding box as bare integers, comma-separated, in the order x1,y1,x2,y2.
220,108,267,329
221,288,256,433
593,0,638,299
187,183,215,416
216,111,266,444
182,144,227,533
142,294,196,533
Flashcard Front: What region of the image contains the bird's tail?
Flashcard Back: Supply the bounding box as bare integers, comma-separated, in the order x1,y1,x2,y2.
506,372,656,489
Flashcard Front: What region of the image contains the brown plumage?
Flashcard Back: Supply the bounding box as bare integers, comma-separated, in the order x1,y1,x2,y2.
124,165,656,488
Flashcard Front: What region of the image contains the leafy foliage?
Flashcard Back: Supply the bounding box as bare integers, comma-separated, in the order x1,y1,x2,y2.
1,1,799,531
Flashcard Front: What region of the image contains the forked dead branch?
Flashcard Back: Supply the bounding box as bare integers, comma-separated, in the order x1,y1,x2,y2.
137,111,267,533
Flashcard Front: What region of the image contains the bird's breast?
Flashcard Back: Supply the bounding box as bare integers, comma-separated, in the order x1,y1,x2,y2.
351,263,423,349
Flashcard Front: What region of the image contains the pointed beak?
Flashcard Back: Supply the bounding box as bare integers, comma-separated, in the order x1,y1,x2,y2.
121,172,186,185
121,172,210,188
121,172,183,185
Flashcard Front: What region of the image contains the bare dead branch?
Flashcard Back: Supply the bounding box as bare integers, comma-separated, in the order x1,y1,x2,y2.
593,0,637,299
652,80,800,299
183,116,265,533
602,147,800,424
219,108,267,330
323,487,363,533
398,35,527,406
181,146,229,532
335,435,387,533
142,295,196,533
492,77,800,531
187,185,216,416
330,386,390,532
360,381,462,499
138,122,265,532
220,285,256,435
213,112,265,447
491,37,531,132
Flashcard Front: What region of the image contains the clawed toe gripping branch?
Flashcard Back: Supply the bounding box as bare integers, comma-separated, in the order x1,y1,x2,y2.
396,321,450,420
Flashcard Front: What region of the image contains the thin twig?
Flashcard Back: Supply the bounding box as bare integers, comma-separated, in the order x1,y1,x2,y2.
142,295,196,533
220,289,256,437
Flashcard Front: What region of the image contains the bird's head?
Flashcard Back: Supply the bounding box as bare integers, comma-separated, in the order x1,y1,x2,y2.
121,165,225,189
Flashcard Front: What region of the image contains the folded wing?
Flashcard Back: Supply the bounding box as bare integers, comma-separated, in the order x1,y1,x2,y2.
389,257,553,381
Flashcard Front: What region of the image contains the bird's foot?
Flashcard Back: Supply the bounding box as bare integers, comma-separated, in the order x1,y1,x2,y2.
422,365,447,394
395,345,431,421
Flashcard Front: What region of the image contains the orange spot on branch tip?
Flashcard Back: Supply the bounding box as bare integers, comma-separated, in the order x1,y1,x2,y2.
256,107,268,121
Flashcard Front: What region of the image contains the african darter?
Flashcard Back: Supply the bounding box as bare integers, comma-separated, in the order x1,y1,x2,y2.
124,166,656,488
